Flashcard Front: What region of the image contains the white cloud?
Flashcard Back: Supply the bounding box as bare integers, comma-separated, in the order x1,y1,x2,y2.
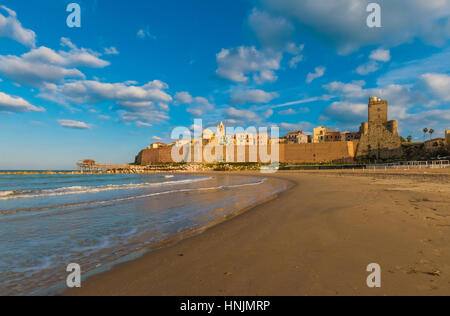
137,28,155,40
289,54,303,69
225,107,261,123
306,66,326,83
58,119,91,130
230,89,279,105
0,91,44,112
280,121,314,132
421,73,450,102
356,48,391,75
40,79,172,124
278,108,296,115
0,54,85,87
174,91,193,105
0,6,36,47
0,39,110,87
356,61,380,75
174,91,213,116
136,121,152,127
104,47,119,55
247,8,295,49
152,136,163,141
216,46,281,84
255,0,450,54
377,50,450,86
370,49,391,62
320,76,448,134
322,101,368,124
263,109,274,118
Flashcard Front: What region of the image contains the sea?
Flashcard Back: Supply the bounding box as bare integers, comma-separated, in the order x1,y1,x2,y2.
0,172,288,295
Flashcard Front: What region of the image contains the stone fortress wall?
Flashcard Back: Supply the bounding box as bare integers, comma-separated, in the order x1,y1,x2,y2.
135,97,404,165
135,142,358,165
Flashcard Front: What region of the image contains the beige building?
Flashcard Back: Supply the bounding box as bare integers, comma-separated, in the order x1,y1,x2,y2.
148,142,166,149
286,131,309,144
446,130,450,147
313,126,335,143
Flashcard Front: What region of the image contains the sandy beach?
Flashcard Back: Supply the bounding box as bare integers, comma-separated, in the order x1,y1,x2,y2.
64,169,450,296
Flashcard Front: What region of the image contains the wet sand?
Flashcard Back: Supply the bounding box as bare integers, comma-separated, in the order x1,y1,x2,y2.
65,169,450,296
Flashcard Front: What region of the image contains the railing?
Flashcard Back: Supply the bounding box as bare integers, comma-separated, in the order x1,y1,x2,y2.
363,160,450,170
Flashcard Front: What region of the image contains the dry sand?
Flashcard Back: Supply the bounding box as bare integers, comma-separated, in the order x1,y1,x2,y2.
65,169,450,296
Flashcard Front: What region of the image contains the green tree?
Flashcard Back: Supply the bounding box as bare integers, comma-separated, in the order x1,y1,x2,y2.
423,128,428,140
429,129,435,140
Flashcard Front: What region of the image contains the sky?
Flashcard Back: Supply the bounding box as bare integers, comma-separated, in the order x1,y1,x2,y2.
0,0,449,169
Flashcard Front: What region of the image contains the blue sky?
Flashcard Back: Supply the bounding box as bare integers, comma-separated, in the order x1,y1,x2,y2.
0,0,449,169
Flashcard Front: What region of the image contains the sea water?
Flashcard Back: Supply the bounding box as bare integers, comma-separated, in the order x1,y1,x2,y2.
0,172,288,295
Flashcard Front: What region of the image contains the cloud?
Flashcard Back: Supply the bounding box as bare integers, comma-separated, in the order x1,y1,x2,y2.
152,136,163,140
306,66,326,83
279,121,314,132
230,89,279,105
137,28,156,40
255,0,450,54
278,108,296,115
0,91,44,112
174,91,193,105
247,8,295,49
322,101,368,125
356,48,391,75
421,73,450,102
225,107,261,123
356,61,380,76
0,6,36,47
278,107,309,115
174,91,213,116
103,47,119,55
0,39,110,87
58,119,91,130
136,121,152,127
320,76,448,134
370,49,391,62
40,79,172,124
289,54,303,69
42,79,172,106
216,46,282,84
377,49,450,86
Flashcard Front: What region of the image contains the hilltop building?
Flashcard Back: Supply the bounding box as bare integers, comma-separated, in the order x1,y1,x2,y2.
286,131,309,144
355,97,402,159
313,126,335,143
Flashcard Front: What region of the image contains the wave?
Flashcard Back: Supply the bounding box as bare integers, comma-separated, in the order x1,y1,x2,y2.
0,177,212,201
0,191,15,197
0,178,267,216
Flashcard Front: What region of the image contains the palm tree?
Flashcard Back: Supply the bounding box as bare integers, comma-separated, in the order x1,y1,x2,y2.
423,128,428,141
429,129,435,140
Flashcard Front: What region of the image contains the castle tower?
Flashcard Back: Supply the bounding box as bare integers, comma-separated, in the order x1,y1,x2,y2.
368,97,388,125
356,97,402,160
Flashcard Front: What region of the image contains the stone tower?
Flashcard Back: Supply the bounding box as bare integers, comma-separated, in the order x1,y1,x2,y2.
368,97,388,124
356,97,403,160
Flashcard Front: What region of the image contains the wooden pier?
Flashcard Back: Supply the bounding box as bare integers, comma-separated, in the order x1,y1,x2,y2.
76,160,131,172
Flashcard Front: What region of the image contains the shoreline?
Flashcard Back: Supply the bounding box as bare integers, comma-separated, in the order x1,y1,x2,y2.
64,169,450,296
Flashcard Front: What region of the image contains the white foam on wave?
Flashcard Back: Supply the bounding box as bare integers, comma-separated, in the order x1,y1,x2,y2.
0,191,14,197
0,177,212,201
1,178,268,216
